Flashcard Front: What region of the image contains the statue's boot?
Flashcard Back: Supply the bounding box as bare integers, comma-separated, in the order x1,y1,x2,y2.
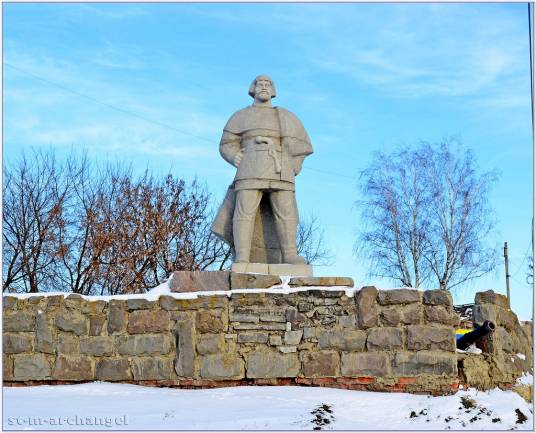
275,218,307,265
233,217,254,263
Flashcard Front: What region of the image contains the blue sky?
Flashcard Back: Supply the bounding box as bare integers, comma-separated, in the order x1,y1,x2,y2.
3,3,533,318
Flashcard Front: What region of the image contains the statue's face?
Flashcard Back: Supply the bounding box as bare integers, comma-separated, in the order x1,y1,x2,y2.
254,78,273,102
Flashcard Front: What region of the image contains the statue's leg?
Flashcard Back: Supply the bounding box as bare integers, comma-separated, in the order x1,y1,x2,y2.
269,190,306,265
233,189,262,263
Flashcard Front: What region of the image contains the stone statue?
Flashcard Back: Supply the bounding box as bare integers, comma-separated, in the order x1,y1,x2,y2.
211,75,313,275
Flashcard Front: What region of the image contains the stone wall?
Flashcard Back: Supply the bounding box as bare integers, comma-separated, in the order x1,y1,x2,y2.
458,290,533,391
3,287,460,394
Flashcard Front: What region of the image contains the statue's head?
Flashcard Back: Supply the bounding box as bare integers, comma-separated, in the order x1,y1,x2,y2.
248,75,276,102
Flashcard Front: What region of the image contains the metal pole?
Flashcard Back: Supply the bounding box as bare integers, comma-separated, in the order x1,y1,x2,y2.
503,242,511,308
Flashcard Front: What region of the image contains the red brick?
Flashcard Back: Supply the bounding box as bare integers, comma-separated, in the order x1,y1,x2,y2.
277,378,293,386
391,383,406,392
397,377,417,385
312,377,337,385
355,376,375,384
255,378,278,386
296,377,312,385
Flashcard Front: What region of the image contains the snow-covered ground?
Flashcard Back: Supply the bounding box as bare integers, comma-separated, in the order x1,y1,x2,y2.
3,382,533,430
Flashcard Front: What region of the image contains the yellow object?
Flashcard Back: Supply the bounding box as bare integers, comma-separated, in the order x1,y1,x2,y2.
456,329,472,336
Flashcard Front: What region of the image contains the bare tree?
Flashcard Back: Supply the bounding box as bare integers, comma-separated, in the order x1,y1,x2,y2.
3,151,69,293
357,139,499,291
297,215,333,266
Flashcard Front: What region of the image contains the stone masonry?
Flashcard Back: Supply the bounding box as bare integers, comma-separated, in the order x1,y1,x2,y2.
3,287,461,394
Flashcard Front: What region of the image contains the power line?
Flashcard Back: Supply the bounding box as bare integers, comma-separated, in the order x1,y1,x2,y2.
5,61,358,181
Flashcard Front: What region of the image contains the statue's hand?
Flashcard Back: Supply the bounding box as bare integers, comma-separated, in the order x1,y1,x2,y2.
233,151,244,168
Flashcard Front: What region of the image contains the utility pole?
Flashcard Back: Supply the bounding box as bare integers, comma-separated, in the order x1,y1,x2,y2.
503,242,511,308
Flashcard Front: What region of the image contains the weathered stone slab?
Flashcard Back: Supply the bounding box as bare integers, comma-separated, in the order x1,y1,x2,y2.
497,308,518,331
13,353,51,380
231,273,281,289
341,352,389,376
53,355,93,380
288,277,354,287
161,295,229,311
231,262,312,276
196,310,226,333
55,309,88,336
232,322,287,331
107,300,127,335
3,296,18,309
269,335,282,345
366,327,404,350
200,353,245,379
96,358,132,381
392,351,456,376
117,334,173,356
424,305,459,326
229,312,259,323
170,270,231,292
473,304,497,325
278,345,297,353
174,318,195,377
58,333,79,354
355,286,378,328
317,329,366,351
197,334,224,354
89,314,106,336
4,333,33,354
4,354,14,381
81,300,106,315
302,351,339,377
380,304,421,326
80,337,114,356
3,311,35,332
284,330,303,345
246,348,300,378
238,332,269,344
131,357,173,380
126,299,154,310
377,289,421,305
423,290,452,306
475,290,510,309
406,326,455,352
35,313,55,354
127,310,170,334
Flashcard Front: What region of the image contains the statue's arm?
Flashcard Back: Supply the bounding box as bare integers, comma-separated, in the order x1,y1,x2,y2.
219,131,242,167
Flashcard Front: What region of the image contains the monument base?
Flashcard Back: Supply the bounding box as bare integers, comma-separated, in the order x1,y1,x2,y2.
231,262,313,277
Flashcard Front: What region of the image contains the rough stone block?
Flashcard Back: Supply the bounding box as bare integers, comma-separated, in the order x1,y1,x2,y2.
284,330,303,345
288,277,354,287
96,358,132,381
475,290,510,309
497,308,518,331
238,332,269,344
3,296,18,309
339,315,356,328
4,354,14,381
35,313,55,354
259,313,286,322
495,326,515,353
4,333,33,353
13,353,51,380
46,295,64,308
200,353,245,379
298,302,313,312
80,337,114,356
131,357,173,380
89,314,106,336
341,352,390,376
170,270,231,292
174,318,195,377
246,348,300,378
423,290,452,306
302,351,339,377
377,289,421,305
380,304,421,326
230,273,281,289
406,326,455,352
317,329,366,351
232,322,287,331
303,327,316,339
268,263,312,277
269,335,282,345
3,311,35,332
53,355,94,380
355,286,378,328
229,312,259,323
285,307,306,325
117,334,173,356
366,327,404,350
127,310,170,334
278,346,297,353
473,304,497,325
81,300,106,315
196,310,226,333
55,309,88,336
424,305,459,326
392,351,456,376
197,334,224,354
57,333,79,354
107,300,127,335
126,299,154,310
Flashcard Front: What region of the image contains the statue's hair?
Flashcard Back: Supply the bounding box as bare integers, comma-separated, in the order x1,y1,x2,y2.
248,75,276,99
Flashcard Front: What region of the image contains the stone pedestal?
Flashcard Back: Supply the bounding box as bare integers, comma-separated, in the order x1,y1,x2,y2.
231,262,313,277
